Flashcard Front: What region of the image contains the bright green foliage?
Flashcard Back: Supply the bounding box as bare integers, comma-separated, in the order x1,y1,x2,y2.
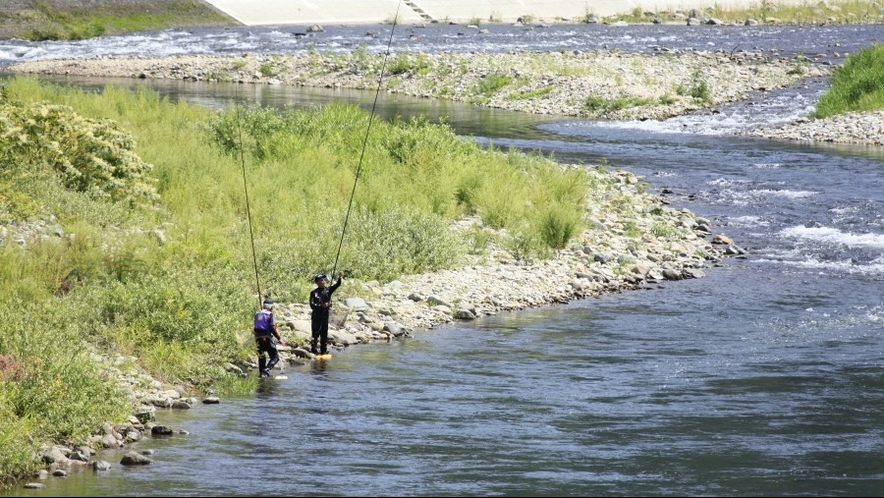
0,299,131,486
813,43,884,118
0,95,159,206
20,0,234,41
203,102,588,278
474,73,514,101
0,386,39,487
388,53,431,75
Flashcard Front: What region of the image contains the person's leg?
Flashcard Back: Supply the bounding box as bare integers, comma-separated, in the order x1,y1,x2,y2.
311,318,320,354
256,339,267,375
266,342,279,371
320,319,329,354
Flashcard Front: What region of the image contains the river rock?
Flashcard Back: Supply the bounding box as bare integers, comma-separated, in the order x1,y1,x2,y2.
120,451,153,466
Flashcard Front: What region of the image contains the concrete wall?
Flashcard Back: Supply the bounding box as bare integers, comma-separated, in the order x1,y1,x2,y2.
204,0,795,25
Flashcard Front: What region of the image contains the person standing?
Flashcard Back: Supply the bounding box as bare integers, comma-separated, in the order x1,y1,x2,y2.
309,271,343,355
254,297,283,377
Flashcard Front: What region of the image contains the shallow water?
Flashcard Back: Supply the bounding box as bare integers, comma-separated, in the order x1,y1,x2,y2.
2,22,883,497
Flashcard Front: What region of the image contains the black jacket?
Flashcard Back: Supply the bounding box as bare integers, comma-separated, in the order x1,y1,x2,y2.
309,277,342,317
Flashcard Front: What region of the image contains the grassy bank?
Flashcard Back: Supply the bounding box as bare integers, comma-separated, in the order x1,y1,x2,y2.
813,43,884,118
0,0,236,41
0,75,591,485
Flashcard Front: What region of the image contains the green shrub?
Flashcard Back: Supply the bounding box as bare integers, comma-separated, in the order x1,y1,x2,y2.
475,73,513,98
388,53,430,75
675,68,712,104
0,385,40,487
259,61,278,77
813,43,884,118
0,96,159,207
0,299,131,460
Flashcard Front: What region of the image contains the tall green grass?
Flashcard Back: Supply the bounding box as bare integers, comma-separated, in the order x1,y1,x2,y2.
812,43,884,118
0,298,132,485
0,75,591,486
21,0,234,41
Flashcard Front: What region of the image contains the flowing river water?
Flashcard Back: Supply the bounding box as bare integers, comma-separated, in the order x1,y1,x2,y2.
2,22,883,496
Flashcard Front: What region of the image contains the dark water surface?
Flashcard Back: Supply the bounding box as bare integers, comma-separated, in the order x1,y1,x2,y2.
2,22,883,497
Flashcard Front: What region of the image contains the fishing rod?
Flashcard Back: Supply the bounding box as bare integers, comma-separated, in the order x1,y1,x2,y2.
237,105,263,309
330,0,403,279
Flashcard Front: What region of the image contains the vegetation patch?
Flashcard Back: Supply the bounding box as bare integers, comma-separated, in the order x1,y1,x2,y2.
388,53,431,76
506,85,555,101
16,0,235,41
813,43,884,118
473,73,514,102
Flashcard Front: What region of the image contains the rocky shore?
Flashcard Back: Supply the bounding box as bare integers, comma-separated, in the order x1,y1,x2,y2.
8,42,881,482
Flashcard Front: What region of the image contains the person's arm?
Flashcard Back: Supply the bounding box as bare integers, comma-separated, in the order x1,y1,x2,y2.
309,289,320,310
329,272,343,293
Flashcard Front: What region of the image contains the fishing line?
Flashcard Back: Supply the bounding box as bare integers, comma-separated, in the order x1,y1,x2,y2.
330,0,403,278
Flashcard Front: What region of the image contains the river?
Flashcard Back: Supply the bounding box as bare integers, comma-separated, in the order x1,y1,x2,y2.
2,22,883,497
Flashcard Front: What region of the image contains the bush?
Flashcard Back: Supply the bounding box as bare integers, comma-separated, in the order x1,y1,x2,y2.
813,43,884,118
0,298,131,482
0,96,159,206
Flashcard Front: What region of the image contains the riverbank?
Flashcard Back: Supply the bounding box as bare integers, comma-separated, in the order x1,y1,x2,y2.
0,0,236,41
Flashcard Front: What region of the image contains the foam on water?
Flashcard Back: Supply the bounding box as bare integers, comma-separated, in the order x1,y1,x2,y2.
729,215,769,228
780,225,884,250
752,188,818,199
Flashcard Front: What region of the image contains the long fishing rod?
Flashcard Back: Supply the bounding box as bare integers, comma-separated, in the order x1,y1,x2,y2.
330,0,403,279
237,106,263,309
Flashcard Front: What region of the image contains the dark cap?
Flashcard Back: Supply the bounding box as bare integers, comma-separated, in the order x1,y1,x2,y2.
314,273,327,283
262,298,274,309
